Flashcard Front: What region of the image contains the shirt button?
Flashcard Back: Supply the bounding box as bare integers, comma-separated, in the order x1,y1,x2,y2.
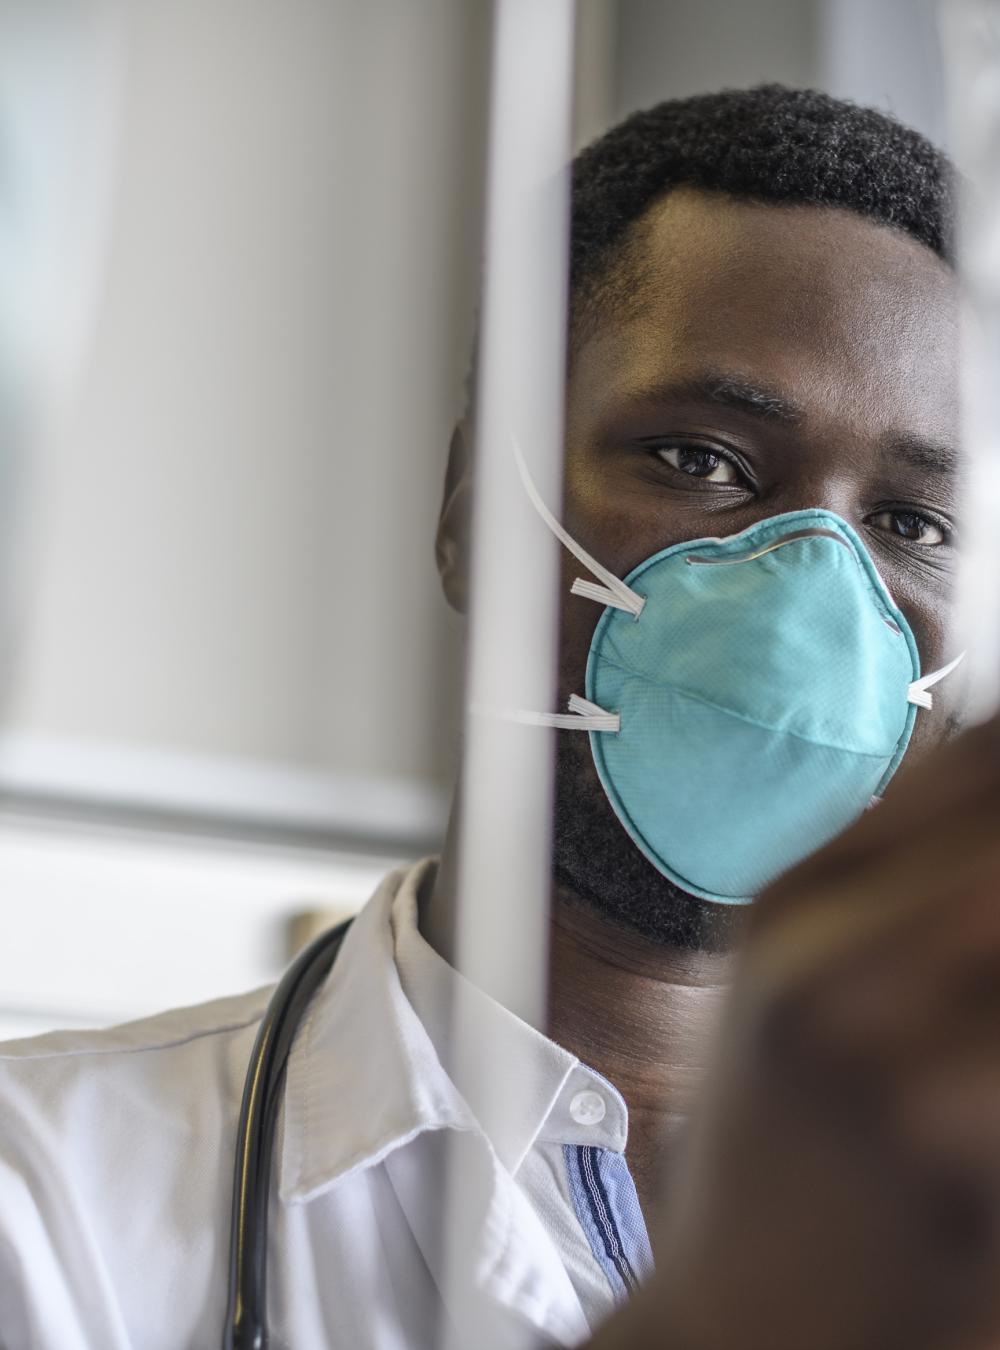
569,1089,606,1126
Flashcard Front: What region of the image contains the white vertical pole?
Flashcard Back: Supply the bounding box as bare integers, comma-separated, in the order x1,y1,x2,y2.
456,0,575,1037
941,0,1000,720
443,0,576,1344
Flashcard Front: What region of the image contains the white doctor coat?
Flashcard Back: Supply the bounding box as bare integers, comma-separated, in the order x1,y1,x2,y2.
0,860,652,1349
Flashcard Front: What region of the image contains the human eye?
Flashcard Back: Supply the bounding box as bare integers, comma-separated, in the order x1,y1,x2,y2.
866,507,952,548
652,441,744,486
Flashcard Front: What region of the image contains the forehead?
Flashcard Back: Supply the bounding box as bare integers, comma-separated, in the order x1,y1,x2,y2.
571,187,960,442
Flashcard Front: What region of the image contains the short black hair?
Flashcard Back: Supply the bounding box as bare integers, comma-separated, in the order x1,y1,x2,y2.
570,84,955,340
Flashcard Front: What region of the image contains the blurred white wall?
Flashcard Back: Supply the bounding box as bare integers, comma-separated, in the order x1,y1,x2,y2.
818,0,949,150
0,811,395,1039
0,0,496,1032
616,0,818,114
3,0,490,848
615,0,949,147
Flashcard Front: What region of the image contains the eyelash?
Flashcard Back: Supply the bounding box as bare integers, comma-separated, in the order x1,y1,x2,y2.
647,441,955,548
649,439,748,487
866,505,954,549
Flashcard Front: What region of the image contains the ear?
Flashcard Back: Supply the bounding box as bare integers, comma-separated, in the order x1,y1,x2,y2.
435,421,473,614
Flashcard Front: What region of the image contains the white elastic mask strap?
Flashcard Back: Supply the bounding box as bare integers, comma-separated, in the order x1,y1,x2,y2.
471,693,620,733
512,438,645,618
907,650,966,710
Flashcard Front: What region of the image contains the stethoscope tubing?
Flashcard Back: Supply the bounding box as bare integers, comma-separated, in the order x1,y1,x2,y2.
223,917,354,1350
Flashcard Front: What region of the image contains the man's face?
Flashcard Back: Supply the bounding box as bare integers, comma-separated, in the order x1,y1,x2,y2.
552,187,961,945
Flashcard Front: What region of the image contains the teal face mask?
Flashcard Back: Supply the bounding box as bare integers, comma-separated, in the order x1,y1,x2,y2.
513,447,964,905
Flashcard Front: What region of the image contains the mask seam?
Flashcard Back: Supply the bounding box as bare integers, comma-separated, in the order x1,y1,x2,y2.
591,655,901,760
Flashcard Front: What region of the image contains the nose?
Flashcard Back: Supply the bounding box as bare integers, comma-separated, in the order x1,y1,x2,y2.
768,464,859,526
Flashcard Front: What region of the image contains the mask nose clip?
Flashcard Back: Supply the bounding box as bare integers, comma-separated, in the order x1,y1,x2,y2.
685,526,903,634
684,526,854,568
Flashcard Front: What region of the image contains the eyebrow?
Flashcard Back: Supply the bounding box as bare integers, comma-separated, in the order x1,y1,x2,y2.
632,371,960,480
886,433,960,479
634,371,805,425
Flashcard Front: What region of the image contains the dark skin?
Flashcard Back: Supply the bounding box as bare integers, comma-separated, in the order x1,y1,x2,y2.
429,188,961,1253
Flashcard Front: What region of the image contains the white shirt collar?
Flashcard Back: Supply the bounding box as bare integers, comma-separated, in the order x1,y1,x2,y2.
278,858,627,1204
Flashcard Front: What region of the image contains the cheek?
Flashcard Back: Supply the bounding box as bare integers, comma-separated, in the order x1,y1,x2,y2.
892,577,962,763
561,428,708,573
905,705,952,768
897,621,963,768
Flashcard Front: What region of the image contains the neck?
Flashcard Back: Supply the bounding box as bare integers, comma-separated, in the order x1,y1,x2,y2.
422,820,737,1229
547,886,733,1130
547,884,733,1231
